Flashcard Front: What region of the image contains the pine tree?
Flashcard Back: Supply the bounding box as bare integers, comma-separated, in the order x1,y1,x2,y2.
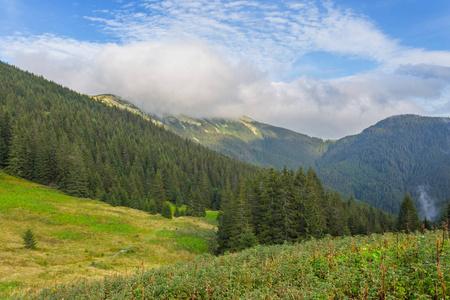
174,206,180,218
442,201,450,223
6,127,28,177
258,168,284,244
229,182,252,251
192,188,206,217
185,188,195,216
161,202,172,219
281,166,296,242
397,193,421,232
0,111,12,167
237,224,257,251
58,143,88,197
216,182,234,253
22,229,37,249
152,170,166,212
149,199,158,215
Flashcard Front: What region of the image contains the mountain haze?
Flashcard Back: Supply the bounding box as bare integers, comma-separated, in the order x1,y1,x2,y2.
155,112,449,218
1,61,447,220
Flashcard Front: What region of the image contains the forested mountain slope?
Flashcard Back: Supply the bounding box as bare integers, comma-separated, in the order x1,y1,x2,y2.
0,61,260,213
317,115,450,215
158,114,449,218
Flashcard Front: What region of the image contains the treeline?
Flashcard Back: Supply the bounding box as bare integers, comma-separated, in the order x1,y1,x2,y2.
0,62,260,213
216,166,396,253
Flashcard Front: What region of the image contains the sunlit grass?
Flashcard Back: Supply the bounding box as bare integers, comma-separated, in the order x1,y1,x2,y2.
0,171,216,298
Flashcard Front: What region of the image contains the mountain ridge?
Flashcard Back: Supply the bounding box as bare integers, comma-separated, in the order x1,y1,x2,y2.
90,94,449,218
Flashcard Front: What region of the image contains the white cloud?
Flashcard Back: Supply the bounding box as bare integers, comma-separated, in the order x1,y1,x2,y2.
0,0,449,139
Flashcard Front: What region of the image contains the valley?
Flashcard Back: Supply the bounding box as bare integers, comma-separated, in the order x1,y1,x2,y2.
0,62,449,298
97,94,450,218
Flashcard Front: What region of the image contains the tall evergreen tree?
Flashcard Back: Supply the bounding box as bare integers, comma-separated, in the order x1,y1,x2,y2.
57,143,88,197
152,170,166,212
148,199,158,215
216,182,234,253
0,111,12,167
441,201,450,223
161,202,173,219
229,182,253,251
397,192,421,232
191,188,206,217
258,168,284,244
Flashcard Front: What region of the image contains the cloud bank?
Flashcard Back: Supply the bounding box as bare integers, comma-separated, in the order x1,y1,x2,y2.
1,1,449,139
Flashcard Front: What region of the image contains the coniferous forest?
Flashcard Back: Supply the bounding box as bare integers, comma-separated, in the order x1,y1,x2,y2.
2,61,450,299
0,61,398,247
216,166,396,253
0,61,259,214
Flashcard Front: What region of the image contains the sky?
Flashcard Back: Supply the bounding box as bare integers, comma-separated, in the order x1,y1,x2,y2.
0,0,449,139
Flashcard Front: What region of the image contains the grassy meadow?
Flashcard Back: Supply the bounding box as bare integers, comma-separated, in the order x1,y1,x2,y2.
0,172,216,298
37,229,449,299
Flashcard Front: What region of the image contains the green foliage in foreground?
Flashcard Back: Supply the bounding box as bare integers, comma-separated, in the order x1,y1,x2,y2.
36,230,449,299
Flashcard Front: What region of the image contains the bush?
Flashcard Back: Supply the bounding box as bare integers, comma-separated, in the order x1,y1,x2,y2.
22,229,37,249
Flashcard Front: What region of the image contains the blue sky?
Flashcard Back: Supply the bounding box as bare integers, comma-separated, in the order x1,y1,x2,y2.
1,0,449,138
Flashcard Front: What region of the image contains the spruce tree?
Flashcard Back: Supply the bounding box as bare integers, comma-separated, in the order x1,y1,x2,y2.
397,193,421,232
22,229,37,249
237,224,257,251
174,206,180,218
216,182,234,253
161,202,172,219
149,199,158,215
152,170,166,213
258,167,284,244
0,111,12,167
192,188,206,217
229,182,252,251
442,202,450,223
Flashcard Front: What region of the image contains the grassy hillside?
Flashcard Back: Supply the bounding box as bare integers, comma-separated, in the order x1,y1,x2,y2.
35,229,449,299
159,114,329,170
0,172,216,298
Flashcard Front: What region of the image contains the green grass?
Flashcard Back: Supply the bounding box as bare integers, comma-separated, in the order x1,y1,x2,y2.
156,228,213,253
34,230,449,299
204,210,219,222
0,171,216,298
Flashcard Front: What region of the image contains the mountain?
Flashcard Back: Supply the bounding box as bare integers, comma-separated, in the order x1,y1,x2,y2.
1,61,447,219
159,115,329,169
157,113,449,218
317,115,450,216
0,61,260,214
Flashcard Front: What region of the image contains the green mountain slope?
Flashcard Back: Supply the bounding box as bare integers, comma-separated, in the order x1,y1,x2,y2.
0,171,216,297
158,114,449,217
0,62,260,214
159,115,329,170
318,115,450,215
